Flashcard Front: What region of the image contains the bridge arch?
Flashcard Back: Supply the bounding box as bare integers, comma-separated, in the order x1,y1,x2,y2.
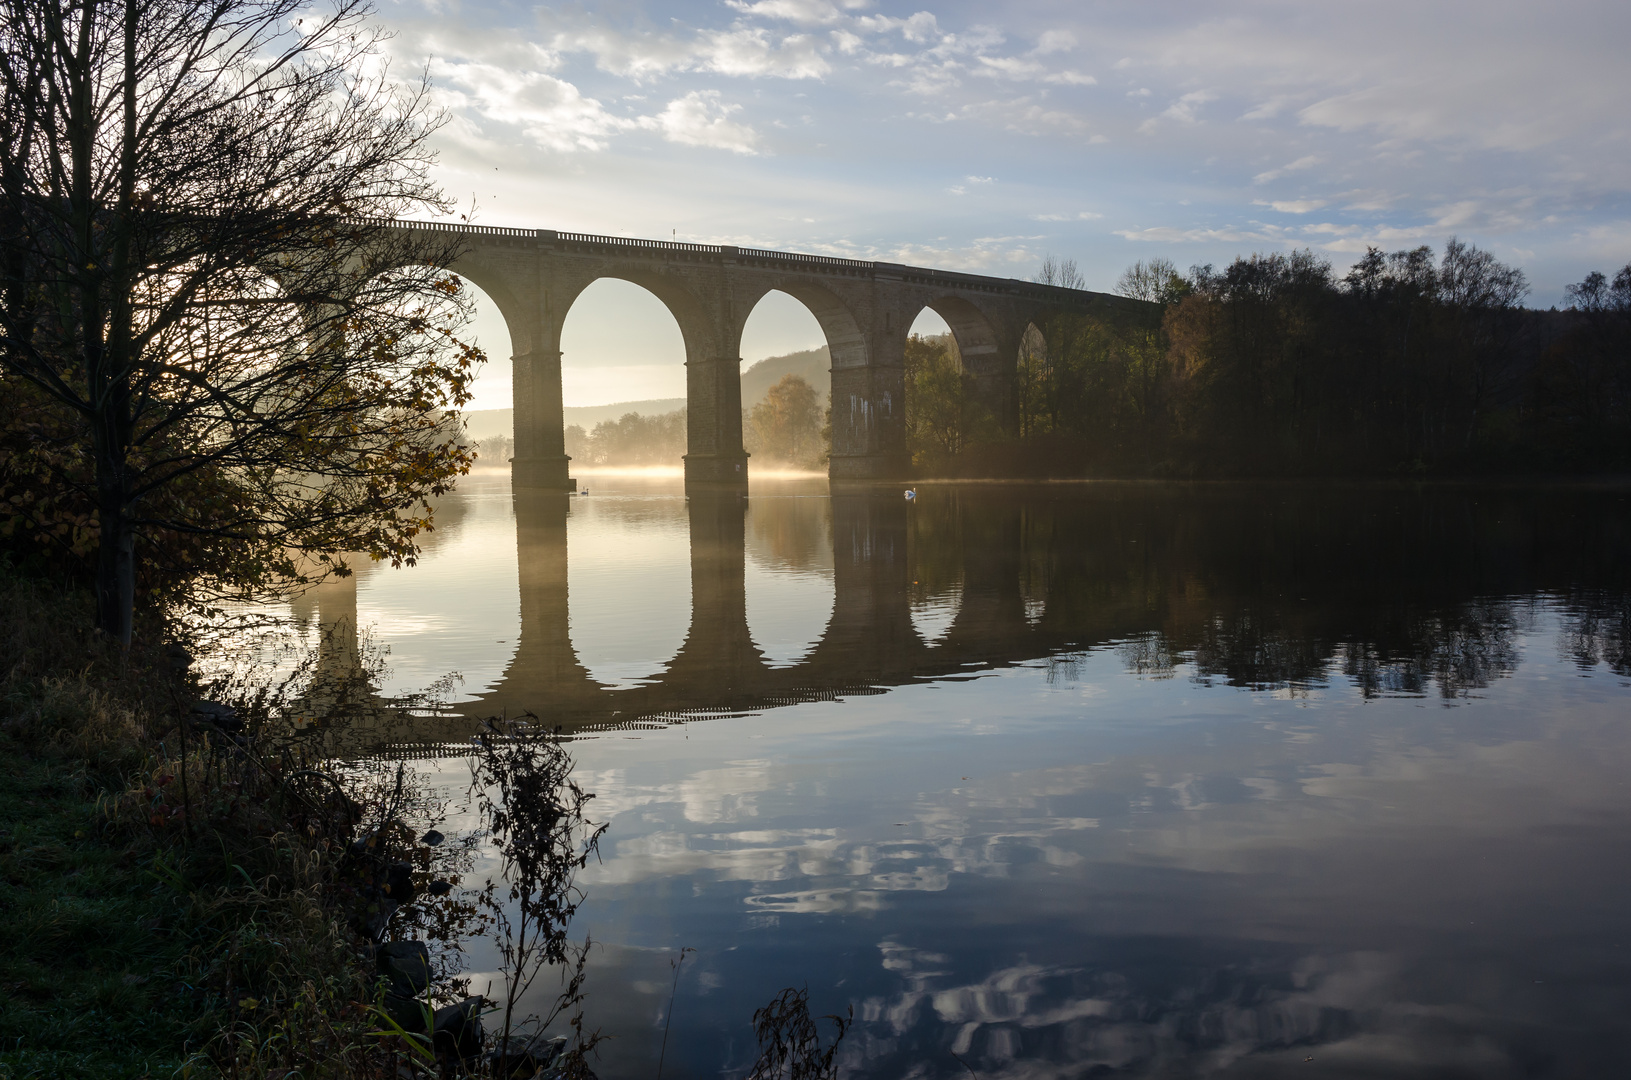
919,296,1000,379
735,286,855,470
557,267,744,483
443,257,535,356
744,494,836,667
565,488,694,689
903,295,1034,440
733,282,867,373
555,268,719,360
1016,320,1050,441
557,277,688,466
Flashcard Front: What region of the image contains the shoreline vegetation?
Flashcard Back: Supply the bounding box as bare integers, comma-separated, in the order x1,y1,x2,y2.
0,565,613,1079
0,0,848,1068
0,573,391,1079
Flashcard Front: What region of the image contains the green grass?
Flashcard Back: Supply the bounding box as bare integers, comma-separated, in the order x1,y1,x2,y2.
0,572,442,1079
0,747,221,1079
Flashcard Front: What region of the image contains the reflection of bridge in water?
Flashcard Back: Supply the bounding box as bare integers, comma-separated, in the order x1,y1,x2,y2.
300,481,1626,753
473,491,1046,731
299,486,1080,752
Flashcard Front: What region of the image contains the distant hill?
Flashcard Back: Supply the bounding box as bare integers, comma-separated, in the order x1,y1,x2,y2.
460,348,831,439
742,347,830,408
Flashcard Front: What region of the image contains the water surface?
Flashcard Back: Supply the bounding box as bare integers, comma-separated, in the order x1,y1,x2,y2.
303,474,1631,1078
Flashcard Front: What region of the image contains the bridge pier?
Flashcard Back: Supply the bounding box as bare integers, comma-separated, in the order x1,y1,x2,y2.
684,353,750,488
683,453,749,485
829,356,909,480
664,492,765,698
510,345,576,491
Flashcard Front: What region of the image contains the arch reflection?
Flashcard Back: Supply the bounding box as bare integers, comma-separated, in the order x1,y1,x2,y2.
564,494,691,688
743,495,834,668
301,483,1631,748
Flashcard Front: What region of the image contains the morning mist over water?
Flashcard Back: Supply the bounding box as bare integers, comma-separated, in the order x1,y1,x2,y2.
290,474,1631,1077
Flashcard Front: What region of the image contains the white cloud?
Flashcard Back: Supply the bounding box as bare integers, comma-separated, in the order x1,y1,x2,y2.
1118,218,1455,256
1253,154,1324,184
973,54,1039,79
974,55,1096,86
1034,29,1077,55
1116,225,1288,245
1339,189,1402,212
1301,221,1441,253
851,11,941,43
650,91,761,154
1242,96,1289,121
702,28,831,78
543,21,832,81
1262,199,1327,214
962,97,1090,137
1574,221,1631,263
725,0,848,26
1162,89,1217,124
1140,89,1217,132
1427,192,1538,232
831,28,864,54
425,58,634,152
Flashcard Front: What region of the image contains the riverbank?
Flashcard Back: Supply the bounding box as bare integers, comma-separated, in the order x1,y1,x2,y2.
0,574,386,1078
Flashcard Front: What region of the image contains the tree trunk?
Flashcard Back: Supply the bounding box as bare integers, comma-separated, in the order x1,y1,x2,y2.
95,451,136,646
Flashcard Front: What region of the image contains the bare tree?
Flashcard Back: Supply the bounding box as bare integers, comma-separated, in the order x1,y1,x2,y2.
0,0,479,645
1116,257,1191,306
1034,254,1086,291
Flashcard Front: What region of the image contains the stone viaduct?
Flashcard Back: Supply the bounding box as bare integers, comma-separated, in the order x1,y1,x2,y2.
405,223,1143,488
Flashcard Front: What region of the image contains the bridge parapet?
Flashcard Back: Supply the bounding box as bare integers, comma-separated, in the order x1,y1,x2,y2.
389,219,1108,300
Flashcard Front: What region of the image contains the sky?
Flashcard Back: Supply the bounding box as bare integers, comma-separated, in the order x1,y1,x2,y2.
375,0,1631,409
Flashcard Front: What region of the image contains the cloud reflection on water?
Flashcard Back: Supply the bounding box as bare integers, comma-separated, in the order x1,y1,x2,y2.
299,477,1631,1077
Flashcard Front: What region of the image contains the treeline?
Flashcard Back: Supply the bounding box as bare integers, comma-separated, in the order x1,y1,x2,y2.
564,410,688,467
908,242,1631,477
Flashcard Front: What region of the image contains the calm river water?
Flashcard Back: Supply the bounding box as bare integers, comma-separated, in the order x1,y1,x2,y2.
290,472,1631,1078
